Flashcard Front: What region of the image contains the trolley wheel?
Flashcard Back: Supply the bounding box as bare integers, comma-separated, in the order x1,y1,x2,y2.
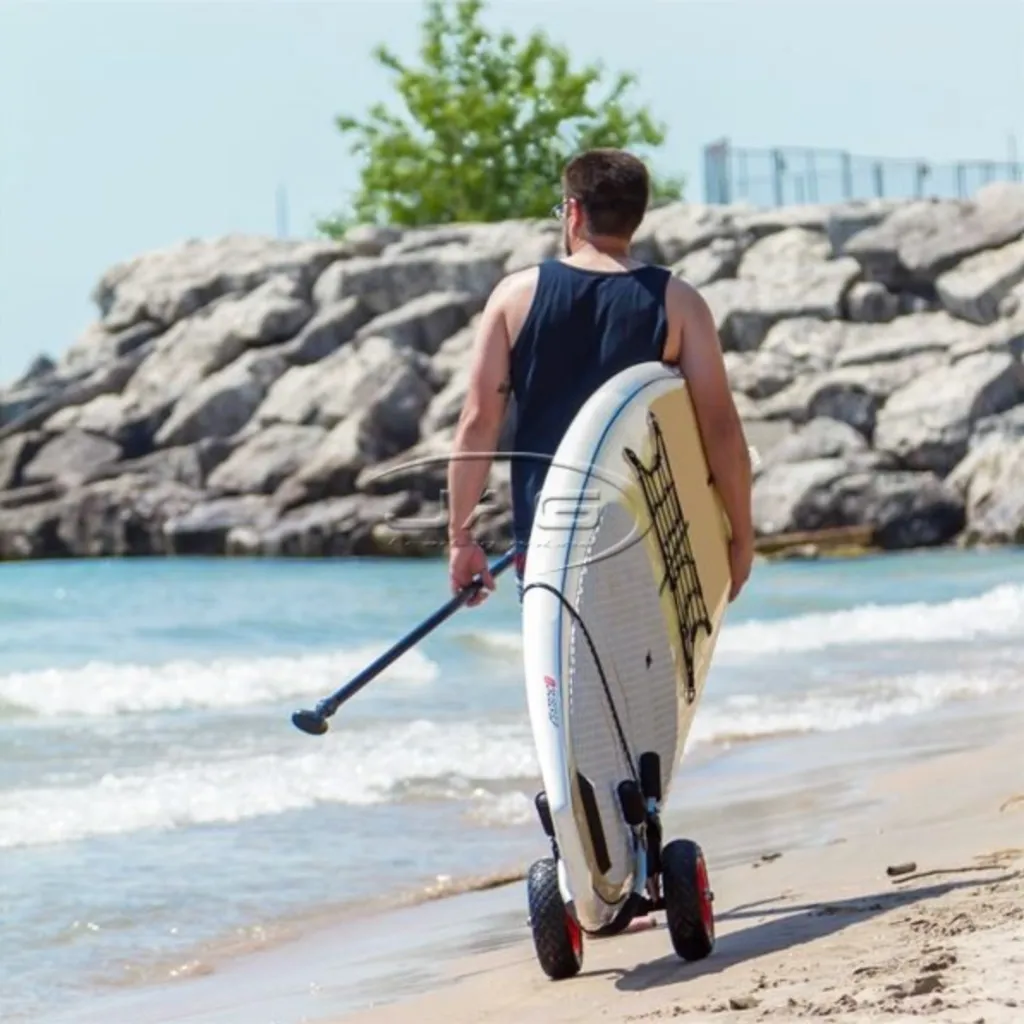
526,858,583,980
661,838,715,961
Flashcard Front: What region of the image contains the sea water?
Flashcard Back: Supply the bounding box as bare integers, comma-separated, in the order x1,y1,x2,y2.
3,548,1024,1020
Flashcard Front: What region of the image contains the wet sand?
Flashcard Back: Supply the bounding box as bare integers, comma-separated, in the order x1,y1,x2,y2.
43,697,1024,1024
331,719,1024,1024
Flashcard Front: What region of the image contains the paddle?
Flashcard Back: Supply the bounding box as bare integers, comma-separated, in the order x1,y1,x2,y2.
291,547,517,736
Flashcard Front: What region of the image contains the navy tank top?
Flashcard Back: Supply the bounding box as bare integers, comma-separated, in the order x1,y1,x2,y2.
508,258,672,564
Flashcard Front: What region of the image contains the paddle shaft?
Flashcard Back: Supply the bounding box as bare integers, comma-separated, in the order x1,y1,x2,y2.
297,547,516,727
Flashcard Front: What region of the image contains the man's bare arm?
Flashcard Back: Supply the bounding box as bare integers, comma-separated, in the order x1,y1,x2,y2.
447,282,512,545
668,278,754,546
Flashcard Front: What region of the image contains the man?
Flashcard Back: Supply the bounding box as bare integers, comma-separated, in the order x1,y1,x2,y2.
445,148,753,606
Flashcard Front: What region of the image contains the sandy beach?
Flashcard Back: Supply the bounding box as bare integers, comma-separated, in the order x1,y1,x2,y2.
330,713,1024,1024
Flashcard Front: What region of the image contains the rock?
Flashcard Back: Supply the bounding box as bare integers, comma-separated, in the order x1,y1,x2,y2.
948,304,1024,361
703,230,860,350
0,433,45,490
42,393,163,460
56,477,200,557
254,335,433,431
280,297,373,364
341,224,403,258
630,203,737,265
21,430,123,486
971,404,1024,446
505,228,560,274
154,349,288,449
355,430,455,500
759,417,868,470
238,492,420,557
672,236,744,287
163,495,279,556
355,292,479,355
121,277,311,433
317,248,507,316
936,236,1024,325
948,435,1024,544
84,440,231,491
58,320,163,377
0,500,65,560
206,424,327,495
95,235,342,330
753,455,963,548
842,183,1024,288
431,320,478,382
825,199,903,255
845,281,900,323
873,352,1024,475
18,355,57,384
760,353,945,437
832,312,974,368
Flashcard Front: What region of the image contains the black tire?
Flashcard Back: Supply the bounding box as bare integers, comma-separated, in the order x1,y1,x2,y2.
661,838,714,961
526,858,583,980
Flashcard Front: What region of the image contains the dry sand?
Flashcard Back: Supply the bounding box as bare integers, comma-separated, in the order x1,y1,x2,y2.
331,730,1024,1024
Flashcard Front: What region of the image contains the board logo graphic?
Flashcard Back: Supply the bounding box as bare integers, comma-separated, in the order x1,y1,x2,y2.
622,412,712,704
543,674,560,726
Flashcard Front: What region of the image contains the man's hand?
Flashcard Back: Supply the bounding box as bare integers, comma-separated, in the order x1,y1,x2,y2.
448,539,495,606
727,533,754,602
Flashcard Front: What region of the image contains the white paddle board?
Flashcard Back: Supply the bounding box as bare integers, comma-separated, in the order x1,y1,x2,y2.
521,360,732,938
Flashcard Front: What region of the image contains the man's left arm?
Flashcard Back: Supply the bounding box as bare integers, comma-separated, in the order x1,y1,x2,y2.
446,282,512,549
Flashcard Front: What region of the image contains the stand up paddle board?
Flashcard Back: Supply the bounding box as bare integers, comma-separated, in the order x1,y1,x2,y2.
520,360,734,980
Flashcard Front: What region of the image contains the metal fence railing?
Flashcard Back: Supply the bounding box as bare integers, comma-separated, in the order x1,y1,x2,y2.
702,138,1023,206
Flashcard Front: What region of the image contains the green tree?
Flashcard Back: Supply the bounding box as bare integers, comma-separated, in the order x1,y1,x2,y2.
319,0,682,236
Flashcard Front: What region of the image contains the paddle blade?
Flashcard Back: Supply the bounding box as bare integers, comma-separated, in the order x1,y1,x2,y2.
292,709,329,735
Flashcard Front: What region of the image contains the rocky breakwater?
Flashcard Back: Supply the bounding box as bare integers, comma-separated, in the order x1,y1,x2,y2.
2,180,1024,562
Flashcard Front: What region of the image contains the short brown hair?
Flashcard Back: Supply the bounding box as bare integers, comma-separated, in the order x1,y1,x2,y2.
561,149,650,238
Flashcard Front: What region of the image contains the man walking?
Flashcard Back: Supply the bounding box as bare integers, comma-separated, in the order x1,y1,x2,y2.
445,148,753,605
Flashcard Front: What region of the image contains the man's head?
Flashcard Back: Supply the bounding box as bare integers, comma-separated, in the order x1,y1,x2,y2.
558,149,650,255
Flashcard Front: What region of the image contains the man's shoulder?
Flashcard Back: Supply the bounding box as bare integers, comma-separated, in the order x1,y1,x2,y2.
489,263,542,310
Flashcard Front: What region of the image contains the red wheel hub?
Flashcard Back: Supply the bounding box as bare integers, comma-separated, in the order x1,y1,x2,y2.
566,911,582,959
695,854,714,940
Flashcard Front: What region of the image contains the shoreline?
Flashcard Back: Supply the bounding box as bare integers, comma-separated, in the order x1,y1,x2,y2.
40,685,1024,1024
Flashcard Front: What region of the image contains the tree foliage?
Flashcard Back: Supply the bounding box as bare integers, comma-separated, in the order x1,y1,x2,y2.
319,0,682,235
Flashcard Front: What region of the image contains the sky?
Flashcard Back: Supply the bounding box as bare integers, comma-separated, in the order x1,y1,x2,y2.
1,0,1022,386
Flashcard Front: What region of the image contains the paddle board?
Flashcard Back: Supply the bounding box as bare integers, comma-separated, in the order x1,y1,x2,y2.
520,360,733,977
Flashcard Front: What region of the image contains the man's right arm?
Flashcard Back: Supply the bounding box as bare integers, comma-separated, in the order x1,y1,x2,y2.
666,278,754,572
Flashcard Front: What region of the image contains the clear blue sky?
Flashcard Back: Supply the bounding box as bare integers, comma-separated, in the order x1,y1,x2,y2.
1,0,1022,386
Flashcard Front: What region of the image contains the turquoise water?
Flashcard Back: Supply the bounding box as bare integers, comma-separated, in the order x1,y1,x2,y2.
3,549,1024,1021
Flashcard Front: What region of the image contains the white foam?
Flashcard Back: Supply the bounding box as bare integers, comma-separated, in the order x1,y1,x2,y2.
0,645,439,718
720,583,1024,658
0,719,538,849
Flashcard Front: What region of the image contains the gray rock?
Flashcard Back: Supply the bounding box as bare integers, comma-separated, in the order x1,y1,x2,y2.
57,477,201,557
355,291,479,355
154,349,288,449
355,429,456,500
254,335,432,431
760,353,945,437
95,235,342,330
430,320,478,382
845,281,900,323
970,404,1024,446
832,312,975,368
206,424,327,495
84,440,231,491
759,417,867,470
58,320,162,377
0,433,45,490
935,236,1024,325
163,495,279,555
42,392,163,460
0,499,65,559
753,455,962,548
122,277,311,430
631,203,737,265
280,297,373,364
825,200,903,255
873,352,1024,475
21,430,123,486
505,229,560,274
948,304,1024,361
340,224,403,258
672,236,744,287
703,230,860,350
842,183,1024,287
233,492,419,557
319,248,507,316
947,435,1024,544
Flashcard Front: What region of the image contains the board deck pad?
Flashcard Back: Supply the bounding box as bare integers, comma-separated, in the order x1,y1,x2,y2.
521,362,732,933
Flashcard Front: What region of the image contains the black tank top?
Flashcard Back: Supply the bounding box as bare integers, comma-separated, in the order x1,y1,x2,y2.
509,258,671,561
